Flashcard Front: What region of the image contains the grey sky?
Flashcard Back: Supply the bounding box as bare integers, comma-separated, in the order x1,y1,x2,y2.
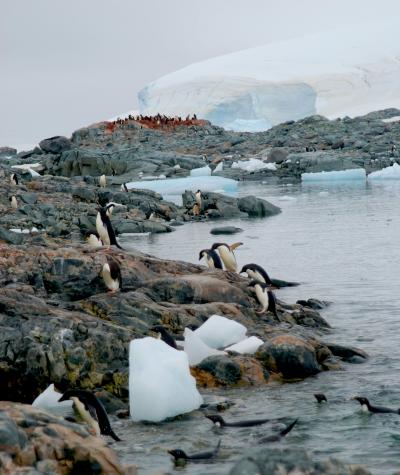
1,0,397,146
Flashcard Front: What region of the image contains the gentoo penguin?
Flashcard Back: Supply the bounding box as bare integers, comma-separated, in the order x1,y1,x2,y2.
9,196,18,209
240,263,272,285
205,414,272,428
258,419,297,443
121,183,129,192
199,249,223,269
195,190,202,210
102,257,122,292
96,207,122,249
168,439,221,463
86,233,103,247
353,397,400,414
99,174,107,188
150,325,178,349
211,242,242,272
10,173,18,186
248,280,279,316
314,393,328,403
58,389,121,441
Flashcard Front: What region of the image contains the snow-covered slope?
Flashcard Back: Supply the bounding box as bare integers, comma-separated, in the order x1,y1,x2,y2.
139,20,400,131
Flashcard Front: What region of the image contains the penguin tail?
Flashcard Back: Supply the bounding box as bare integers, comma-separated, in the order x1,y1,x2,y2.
109,430,122,442
115,242,124,250
280,419,297,437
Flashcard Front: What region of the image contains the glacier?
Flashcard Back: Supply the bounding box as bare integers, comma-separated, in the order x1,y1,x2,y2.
138,20,400,131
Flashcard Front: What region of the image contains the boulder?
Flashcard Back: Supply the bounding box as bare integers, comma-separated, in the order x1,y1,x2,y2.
267,148,288,163
39,136,72,154
238,195,281,217
0,146,17,157
0,226,24,245
210,226,243,235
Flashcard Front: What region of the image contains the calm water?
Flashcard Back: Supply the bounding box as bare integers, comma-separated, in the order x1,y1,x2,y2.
114,180,400,474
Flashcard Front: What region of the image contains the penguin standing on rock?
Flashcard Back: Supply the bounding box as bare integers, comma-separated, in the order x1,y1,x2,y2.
248,280,279,317
195,190,202,211
96,207,123,249
121,183,129,192
99,174,107,188
58,389,121,441
10,173,18,186
102,257,122,292
9,196,18,210
240,263,272,285
211,242,242,272
199,249,223,269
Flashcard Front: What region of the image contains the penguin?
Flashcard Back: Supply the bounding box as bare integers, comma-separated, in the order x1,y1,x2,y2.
58,389,121,441
150,325,178,349
121,183,129,192
9,196,18,210
314,393,328,403
240,263,272,285
86,233,103,247
102,257,122,292
192,203,201,216
99,174,107,188
257,419,298,443
96,207,123,249
168,439,221,464
353,397,400,414
199,249,223,270
211,242,241,272
195,190,202,210
248,280,279,317
10,173,18,186
105,203,116,218
205,414,272,428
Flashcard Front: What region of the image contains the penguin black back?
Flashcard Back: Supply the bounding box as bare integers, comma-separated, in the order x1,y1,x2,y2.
240,263,272,285
151,325,178,349
267,289,279,318
99,207,123,249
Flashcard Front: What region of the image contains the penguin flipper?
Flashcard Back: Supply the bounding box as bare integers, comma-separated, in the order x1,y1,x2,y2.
109,429,122,442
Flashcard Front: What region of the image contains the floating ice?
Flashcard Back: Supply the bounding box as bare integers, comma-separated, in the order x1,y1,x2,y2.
194,315,247,350
129,337,203,422
213,162,224,173
232,159,276,173
301,168,366,182
225,336,264,354
368,163,400,180
126,176,237,196
183,328,226,366
32,384,73,417
190,165,211,177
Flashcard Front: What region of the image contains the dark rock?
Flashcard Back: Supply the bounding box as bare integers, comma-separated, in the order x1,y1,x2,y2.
325,343,368,362
0,146,17,157
20,193,38,205
197,355,241,385
267,148,288,163
0,226,24,245
39,136,72,154
210,226,243,235
238,196,280,217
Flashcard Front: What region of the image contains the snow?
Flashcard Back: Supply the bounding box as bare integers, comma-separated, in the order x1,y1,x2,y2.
183,328,226,366
381,116,400,123
190,165,211,177
368,163,400,180
10,227,39,234
108,109,139,122
301,168,366,182
126,176,237,196
225,118,271,132
139,20,400,130
11,163,42,171
129,337,203,422
32,384,73,417
194,315,247,349
225,336,264,355
232,158,276,173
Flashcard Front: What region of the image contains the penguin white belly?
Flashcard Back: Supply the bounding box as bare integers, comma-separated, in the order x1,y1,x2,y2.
218,247,237,272
255,285,269,312
99,175,106,187
87,234,102,247
96,213,110,245
206,255,215,269
10,197,18,209
247,269,265,283
71,397,100,437
362,404,369,413
102,264,120,291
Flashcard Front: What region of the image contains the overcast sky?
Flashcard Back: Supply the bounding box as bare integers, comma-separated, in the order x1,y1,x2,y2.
1,0,397,147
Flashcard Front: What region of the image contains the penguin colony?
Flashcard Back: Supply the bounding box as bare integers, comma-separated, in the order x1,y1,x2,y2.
8,173,392,467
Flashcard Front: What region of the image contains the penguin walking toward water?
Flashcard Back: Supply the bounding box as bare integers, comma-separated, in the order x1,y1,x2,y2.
58,389,121,441
199,249,223,269
240,263,272,285
248,280,279,317
102,257,122,292
211,242,242,272
99,174,107,188
10,173,19,186
96,207,123,249
9,196,18,210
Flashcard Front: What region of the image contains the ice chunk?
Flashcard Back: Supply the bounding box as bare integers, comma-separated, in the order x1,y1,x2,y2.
301,168,366,182
11,163,42,171
232,159,276,173
32,384,73,417
194,315,247,349
190,166,211,177
126,176,237,196
129,337,203,422
213,162,224,173
368,163,400,180
225,336,264,354
183,328,226,366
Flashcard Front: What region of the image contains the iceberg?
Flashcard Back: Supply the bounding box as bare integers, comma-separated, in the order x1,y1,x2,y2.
139,20,400,130
213,162,224,173
183,328,226,366
190,165,211,177
194,315,247,350
126,176,237,196
225,336,264,355
32,384,73,417
301,169,366,182
129,337,203,422
232,158,276,173
368,163,400,180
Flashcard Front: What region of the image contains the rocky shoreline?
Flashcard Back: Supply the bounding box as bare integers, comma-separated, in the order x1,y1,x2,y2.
0,112,381,474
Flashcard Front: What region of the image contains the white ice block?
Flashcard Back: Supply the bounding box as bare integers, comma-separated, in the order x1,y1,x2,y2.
194,315,247,349
190,166,211,177
225,336,264,354
301,168,366,182
32,384,73,417
368,163,400,180
232,158,276,172
183,328,226,366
